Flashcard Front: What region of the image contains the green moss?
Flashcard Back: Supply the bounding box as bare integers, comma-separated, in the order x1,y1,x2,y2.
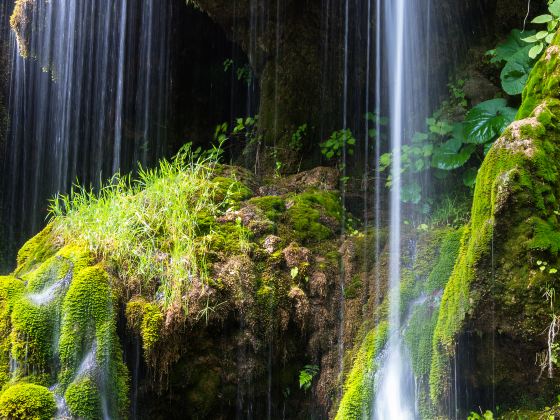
344,275,363,300
424,228,463,293
335,322,388,420
10,297,54,372
0,383,56,420
430,34,560,410
58,265,129,418
212,176,253,204
248,196,286,221
141,303,163,353
65,377,101,420
15,224,57,276
282,190,342,243
0,276,24,388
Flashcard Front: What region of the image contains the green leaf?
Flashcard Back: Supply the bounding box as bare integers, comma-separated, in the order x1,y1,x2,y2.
431,144,475,170
291,267,299,279
521,35,539,43
462,167,478,187
536,30,549,40
401,181,422,204
464,99,517,144
550,0,560,17
532,14,554,24
501,45,535,95
495,29,536,63
529,42,545,59
546,32,555,44
412,132,429,142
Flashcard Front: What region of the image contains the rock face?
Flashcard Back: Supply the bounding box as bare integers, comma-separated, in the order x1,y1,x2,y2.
0,165,352,419
431,34,560,415
192,0,343,172
0,1,12,273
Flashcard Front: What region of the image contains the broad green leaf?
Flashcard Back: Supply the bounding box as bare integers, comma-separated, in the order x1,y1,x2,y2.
532,14,553,24
529,42,545,59
401,181,422,204
550,0,560,17
494,29,536,63
463,167,478,187
536,30,549,40
431,144,475,170
412,132,429,142
522,35,539,43
501,45,534,95
464,99,517,144
547,32,555,44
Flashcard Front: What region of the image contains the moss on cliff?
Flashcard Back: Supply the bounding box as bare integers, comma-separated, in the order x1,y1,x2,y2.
335,322,389,419
430,35,560,412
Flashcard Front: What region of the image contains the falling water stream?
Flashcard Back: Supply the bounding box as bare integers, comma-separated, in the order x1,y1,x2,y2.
372,0,438,417
2,0,171,265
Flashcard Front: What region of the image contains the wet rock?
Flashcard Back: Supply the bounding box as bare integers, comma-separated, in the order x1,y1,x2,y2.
282,242,311,268
263,235,281,254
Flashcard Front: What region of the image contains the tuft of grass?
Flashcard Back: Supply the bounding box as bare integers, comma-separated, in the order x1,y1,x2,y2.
48,143,245,314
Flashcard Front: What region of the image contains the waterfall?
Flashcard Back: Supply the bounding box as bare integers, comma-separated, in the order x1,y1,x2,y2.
1,0,172,266
372,0,436,417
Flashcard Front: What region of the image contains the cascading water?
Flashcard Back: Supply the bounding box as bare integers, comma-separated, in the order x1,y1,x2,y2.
373,0,416,418
372,0,439,417
1,0,171,267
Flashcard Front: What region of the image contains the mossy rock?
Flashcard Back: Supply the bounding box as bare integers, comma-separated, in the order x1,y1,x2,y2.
0,383,56,420
65,377,102,420
430,31,560,414
335,322,389,419
282,190,343,243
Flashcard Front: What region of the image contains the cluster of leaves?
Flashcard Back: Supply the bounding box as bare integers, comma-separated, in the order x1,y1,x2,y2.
379,98,516,203
223,58,253,85
468,410,494,420
487,29,537,95
320,129,356,162
298,364,319,391
487,1,560,96
523,0,560,58
290,124,308,152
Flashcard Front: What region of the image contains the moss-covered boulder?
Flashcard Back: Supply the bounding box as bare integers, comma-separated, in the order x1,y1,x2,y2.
0,232,129,419
431,33,560,415
0,383,56,420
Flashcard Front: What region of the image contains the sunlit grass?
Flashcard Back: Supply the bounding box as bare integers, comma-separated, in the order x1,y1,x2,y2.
48,143,241,313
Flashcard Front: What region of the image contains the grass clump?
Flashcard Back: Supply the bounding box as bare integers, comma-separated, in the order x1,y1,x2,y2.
49,144,249,313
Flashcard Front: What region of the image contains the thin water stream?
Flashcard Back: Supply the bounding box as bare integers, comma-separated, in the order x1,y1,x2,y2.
2,0,171,265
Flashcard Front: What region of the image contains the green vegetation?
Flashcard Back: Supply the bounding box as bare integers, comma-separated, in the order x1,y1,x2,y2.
298,364,319,391
335,322,389,420
431,32,560,412
49,143,250,313
0,383,56,420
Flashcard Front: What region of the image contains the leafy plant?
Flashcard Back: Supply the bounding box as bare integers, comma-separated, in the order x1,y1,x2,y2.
223,58,253,85
522,0,560,59
290,124,308,152
487,29,537,95
379,97,517,203
468,410,494,420
320,129,356,161
299,365,319,391
463,98,517,147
